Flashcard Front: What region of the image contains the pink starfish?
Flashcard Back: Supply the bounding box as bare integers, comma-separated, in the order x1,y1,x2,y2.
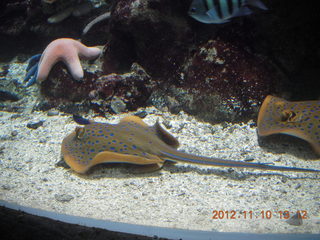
36,38,101,82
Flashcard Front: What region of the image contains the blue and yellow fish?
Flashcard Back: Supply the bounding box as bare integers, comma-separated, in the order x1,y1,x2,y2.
188,0,267,24
61,115,319,174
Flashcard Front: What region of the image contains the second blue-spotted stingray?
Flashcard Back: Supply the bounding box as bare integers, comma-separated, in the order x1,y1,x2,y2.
61,116,319,174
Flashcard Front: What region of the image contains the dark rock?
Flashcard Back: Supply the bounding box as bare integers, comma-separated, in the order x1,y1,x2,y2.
27,120,44,129
101,0,320,122
0,90,20,101
110,96,127,114
103,0,191,78
2,0,320,123
0,64,25,112
11,130,18,137
134,110,148,118
40,62,101,101
90,63,156,114
286,212,303,226
38,60,155,114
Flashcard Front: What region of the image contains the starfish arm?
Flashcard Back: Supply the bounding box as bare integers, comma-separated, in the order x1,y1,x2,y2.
75,41,101,60
32,38,101,83
36,53,61,82
63,54,84,81
24,64,38,86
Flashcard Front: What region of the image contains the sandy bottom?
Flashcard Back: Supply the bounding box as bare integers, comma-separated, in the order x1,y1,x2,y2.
0,105,320,234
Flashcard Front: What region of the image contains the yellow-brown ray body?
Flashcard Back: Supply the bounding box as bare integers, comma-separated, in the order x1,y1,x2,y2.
257,95,320,155
61,116,320,174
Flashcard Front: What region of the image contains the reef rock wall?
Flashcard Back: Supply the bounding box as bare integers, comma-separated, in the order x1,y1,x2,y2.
1,0,319,122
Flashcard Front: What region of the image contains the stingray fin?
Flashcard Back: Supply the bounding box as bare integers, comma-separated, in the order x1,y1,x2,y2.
153,121,180,149
92,151,164,166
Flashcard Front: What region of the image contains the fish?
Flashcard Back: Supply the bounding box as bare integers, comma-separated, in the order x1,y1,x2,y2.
257,95,320,155
188,0,268,24
61,116,320,174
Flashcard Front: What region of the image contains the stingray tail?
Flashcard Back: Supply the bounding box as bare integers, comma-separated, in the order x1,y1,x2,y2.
160,150,319,173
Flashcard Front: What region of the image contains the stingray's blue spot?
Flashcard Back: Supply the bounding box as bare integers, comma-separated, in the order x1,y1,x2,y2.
112,140,117,143
96,140,100,143
119,148,123,152
98,130,103,133
110,147,116,151
110,133,114,136
123,144,127,148
104,135,109,139
132,145,137,149
119,142,123,144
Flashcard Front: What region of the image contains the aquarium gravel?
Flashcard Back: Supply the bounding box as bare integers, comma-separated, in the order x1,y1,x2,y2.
0,108,319,234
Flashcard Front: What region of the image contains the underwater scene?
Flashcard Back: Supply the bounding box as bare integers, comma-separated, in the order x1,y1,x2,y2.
0,0,320,238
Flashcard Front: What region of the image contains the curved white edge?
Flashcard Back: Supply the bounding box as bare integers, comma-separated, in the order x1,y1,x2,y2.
1,200,319,240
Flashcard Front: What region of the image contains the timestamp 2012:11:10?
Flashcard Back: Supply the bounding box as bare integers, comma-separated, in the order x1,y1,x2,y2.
211,210,307,220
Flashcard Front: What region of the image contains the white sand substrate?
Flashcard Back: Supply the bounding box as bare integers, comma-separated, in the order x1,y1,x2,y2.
0,106,320,234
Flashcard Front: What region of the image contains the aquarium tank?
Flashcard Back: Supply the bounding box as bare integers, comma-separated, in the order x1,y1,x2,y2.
0,0,319,239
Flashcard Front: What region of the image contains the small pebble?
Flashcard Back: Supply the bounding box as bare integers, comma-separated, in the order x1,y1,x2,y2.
295,183,302,189
286,212,303,226
10,114,21,119
0,146,5,154
47,109,59,116
110,97,127,114
11,130,18,137
54,194,74,202
27,120,44,129
134,110,148,118
2,184,13,190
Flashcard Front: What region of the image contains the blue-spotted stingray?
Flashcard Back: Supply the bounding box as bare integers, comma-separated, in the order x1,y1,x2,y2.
258,95,320,155
61,115,320,174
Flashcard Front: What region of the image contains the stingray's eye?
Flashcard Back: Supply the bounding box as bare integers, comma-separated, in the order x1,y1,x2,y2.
281,110,298,122
75,127,85,139
189,7,197,13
